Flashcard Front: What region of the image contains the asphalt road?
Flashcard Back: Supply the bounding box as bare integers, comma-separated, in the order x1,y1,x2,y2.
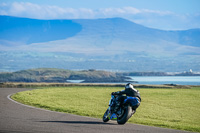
0,88,193,133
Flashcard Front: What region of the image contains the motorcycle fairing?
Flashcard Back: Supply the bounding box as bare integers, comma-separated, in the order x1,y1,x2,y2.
123,97,140,107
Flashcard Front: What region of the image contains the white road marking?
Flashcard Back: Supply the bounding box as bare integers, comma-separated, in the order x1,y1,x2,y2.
7,93,100,120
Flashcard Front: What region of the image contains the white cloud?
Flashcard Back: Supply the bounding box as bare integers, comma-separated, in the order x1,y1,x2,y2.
0,2,199,30
99,7,141,16
0,2,96,19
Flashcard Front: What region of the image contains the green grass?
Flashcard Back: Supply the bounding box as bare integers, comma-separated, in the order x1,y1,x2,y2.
12,86,200,132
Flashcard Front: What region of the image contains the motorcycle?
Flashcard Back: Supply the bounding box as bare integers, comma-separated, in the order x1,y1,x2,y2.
102,94,140,124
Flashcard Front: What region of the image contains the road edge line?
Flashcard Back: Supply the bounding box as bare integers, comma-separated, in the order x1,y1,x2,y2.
7,92,100,120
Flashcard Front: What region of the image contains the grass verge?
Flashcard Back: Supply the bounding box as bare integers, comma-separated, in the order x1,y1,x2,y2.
12,86,200,132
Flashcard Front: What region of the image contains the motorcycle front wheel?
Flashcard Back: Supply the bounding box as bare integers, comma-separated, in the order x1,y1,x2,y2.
102,109,110,122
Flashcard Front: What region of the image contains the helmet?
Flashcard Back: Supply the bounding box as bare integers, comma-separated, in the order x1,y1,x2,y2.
125,83,134,90
125,83,137,92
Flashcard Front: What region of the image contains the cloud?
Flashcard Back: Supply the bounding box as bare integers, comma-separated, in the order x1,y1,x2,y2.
0,2,96,19
0,2,199,30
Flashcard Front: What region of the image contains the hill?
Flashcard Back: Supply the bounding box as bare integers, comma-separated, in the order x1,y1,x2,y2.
0,16,82,45
0,16,200,72
1,68,199,83
0,68,131,83
1,16,200,55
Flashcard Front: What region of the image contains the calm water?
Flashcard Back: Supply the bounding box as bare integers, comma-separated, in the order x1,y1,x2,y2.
128,76,200,85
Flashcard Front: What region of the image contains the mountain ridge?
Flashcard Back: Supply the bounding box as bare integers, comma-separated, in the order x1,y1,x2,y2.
0,15,200,72
0,15,82,45
1,15,200,49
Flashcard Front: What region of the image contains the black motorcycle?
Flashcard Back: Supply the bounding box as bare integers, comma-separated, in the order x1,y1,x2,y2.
103,94,140,124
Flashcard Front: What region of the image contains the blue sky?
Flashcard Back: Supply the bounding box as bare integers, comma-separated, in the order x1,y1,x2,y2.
0,0,200,30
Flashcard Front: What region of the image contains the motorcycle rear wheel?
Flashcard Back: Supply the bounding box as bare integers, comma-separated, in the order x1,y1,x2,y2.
117,106,132,124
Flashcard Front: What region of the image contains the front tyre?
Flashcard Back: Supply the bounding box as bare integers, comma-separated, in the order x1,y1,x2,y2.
117,106,132,124
103,109,110,122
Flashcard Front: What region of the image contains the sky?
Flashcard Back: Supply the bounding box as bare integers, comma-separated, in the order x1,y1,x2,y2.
0,0,200,30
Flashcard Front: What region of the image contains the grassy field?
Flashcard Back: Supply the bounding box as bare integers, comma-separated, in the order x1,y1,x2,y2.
12,86,200,132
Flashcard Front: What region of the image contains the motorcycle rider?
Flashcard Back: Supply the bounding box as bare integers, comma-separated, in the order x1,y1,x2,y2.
111,83,141,114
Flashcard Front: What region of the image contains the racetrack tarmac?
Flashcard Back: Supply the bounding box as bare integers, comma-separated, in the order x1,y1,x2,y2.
0,88,194,133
